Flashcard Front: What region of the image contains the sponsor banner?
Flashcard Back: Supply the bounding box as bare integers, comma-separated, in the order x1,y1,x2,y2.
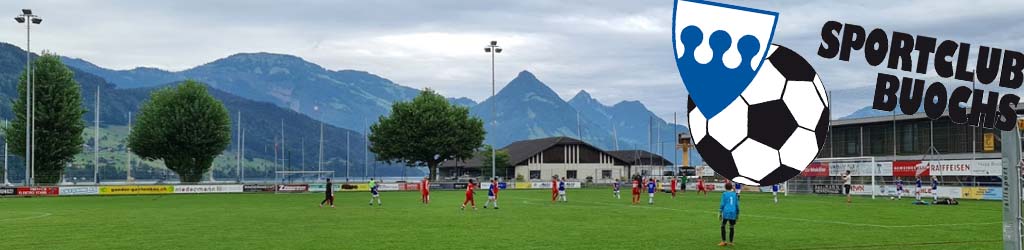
378,183,400,191
532,180,548,188
812,185,844,194
174,185,243,194
892,160,1001,177
401,183,420,191
961,187,1002,200
514,182,531,189
308,184,343,192
99,185,174,195
827,161,892,176
276,184,308,193
696,166,716,177
243,184,276,192
60,186,100,196
478,183,509,190
17,186,60,196
801,162,829,177
0,187,16,196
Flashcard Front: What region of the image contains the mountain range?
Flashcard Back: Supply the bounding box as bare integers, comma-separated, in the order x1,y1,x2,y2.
61,47,697,163
0,43,401,179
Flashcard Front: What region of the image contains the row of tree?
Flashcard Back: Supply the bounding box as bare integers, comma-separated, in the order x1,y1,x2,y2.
6,53,506,184
4,53,231,183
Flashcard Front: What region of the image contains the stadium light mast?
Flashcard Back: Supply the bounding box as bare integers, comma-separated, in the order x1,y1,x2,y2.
16,9,41,185
94,85,100,184
315,105,324,181
484,40,502,180
126,112,132,183
236,111,241,183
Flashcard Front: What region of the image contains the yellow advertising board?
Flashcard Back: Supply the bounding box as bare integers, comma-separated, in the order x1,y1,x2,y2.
983,133,995,152
99,185,174,195
961,187,986,200
515,182,531,189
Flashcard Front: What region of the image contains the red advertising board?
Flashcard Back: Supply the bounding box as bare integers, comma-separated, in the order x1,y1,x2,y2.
892,160,930,177
801,162,829,177
17,186,59,196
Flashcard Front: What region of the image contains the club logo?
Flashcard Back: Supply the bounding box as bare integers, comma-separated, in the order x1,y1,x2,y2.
673,0,830,186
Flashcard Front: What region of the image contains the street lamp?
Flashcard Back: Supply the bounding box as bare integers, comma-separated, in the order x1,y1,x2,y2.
484,41,501,180
15,9,40,186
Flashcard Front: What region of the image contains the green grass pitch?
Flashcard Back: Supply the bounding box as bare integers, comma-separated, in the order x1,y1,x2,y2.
0,189,1000,249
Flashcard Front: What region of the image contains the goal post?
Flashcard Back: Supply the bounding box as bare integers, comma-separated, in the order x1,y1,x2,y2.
807,156,878,199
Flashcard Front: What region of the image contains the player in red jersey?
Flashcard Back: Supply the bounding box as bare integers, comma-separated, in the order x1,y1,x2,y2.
697,177,708,197
461,179,477,210
551,175,559,203
420,176,430,205
670,177,678,199
631,177,641,205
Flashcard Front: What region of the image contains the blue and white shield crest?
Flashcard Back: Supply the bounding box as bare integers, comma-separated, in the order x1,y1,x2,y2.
673,0,778,119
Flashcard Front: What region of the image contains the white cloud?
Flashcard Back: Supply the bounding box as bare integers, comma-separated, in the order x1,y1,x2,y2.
0,0,1019,121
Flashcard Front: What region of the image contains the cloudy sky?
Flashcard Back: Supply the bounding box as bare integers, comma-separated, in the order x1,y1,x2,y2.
0,0,1021,122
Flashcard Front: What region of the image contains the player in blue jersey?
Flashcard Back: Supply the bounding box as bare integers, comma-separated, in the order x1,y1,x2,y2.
484,178,500,209
646,178,657,205
931,176,939,201
771,183,780,204
612,179,621,199
914,176,923,201
558,177,567,202
718,182,739,246
895,177,904,200
734,182,743,197
369,179,382,207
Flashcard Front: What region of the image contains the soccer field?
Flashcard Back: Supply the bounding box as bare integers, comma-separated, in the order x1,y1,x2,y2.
0,189,1000,249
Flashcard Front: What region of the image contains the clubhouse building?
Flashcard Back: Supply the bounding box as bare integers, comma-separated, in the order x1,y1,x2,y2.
439,137,671,183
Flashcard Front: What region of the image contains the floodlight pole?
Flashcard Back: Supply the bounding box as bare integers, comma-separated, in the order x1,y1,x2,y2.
16,10,40,186
484,40,502,180
127,112,132,183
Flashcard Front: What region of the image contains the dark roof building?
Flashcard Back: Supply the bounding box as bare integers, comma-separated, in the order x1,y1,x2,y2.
438,136,670,182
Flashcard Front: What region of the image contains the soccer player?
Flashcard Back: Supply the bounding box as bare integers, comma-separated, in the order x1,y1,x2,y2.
771,183,780,204
895,177,904,200
680,176,688,193
631,177,641,205
462,179,477,210
734,182,743,197
612,179,621,199
718,182,740,247
697,177,708,197
647,178,657,205
420,176,430,205
369,179,382,207
931,176,939,201
551,176,559,203
484,178,500,209
915,176,923,201
320,178,335,208
558,177,567,202
670,177,678,199
842,170,852,203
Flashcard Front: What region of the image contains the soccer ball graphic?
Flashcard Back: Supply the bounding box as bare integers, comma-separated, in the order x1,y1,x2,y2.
687,44,829,186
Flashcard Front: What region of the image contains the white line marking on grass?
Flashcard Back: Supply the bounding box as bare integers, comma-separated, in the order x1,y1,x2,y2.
511,197,998,229
0,212,52,222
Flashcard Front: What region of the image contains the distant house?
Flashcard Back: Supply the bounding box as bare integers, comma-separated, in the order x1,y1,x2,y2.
440,136,671,183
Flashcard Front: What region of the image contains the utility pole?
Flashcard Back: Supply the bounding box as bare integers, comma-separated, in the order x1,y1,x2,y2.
236,111,241,183
346,131,350,182
126,112,132,183
94,85,100,184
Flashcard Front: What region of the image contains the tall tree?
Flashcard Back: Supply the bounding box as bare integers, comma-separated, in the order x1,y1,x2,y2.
129,80,231,183
4,53,86,184
479,144,510,179
369,88,485,181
